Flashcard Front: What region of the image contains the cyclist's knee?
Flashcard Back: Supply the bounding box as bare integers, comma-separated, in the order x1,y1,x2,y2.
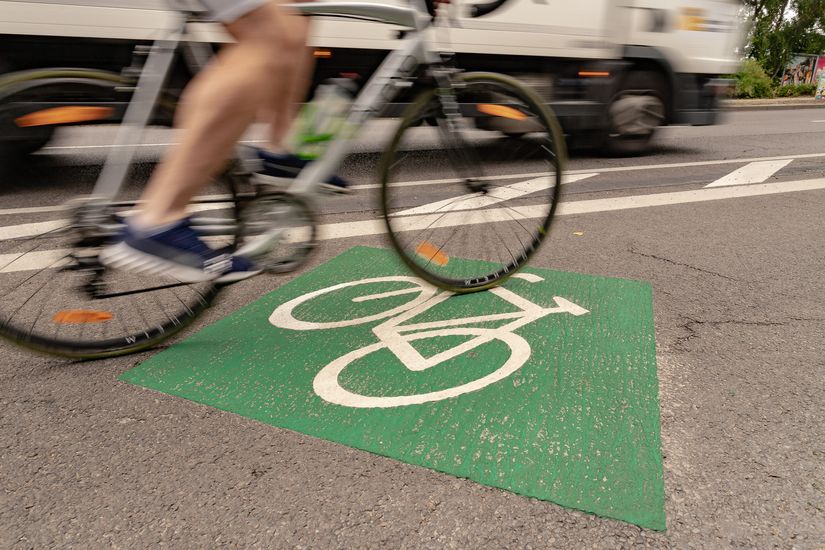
226,3,306,56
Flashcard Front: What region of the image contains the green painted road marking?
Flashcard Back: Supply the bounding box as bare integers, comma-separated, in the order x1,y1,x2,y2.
121,246,665,530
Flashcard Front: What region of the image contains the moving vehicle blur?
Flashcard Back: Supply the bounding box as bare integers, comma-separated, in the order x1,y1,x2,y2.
0,0,745,163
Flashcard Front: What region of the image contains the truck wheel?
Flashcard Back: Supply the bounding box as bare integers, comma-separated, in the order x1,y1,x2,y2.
603,71,666,156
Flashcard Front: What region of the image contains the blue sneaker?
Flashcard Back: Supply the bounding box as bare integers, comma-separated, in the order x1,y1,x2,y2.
256,150,351,194
99,217,261,284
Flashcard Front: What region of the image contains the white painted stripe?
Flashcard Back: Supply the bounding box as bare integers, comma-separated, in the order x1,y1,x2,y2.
0,205,70,217
8,152,824,216
392,174,595,217
561,152,823,176
811,120,825,123
41,139,268,151
555,177,825,215
0,250,71,273
4,176,825,273
352,172,595,191
0,194,232,218
0,202,234,242
350,152,825,191
705,160,792,188
0,220,67,240
319,176,825,240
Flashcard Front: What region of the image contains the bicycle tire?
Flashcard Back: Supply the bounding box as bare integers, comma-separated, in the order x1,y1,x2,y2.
0,102,240,359
379,72,565,293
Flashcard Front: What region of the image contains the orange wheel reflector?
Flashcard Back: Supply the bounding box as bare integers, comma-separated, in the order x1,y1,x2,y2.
15,106,114,128
476,103,528,121
52,310,114,324
415,242,449,266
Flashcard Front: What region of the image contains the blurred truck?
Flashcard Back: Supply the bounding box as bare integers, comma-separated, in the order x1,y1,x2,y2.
0,0,744,162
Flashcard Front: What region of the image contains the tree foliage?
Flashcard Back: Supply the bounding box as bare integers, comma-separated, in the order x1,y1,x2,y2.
743,0,825,80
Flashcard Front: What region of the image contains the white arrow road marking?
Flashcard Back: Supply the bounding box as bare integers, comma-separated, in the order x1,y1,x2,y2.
4,176,825,273
705,160,793,188
392,173,596,217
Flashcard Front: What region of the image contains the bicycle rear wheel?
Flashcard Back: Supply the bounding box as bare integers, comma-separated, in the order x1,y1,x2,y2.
380,72,565,292
0,150,241,359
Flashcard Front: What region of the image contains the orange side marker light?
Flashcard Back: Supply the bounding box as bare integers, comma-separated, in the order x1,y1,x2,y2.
415,242,449,266
476,103,528,120
52,310,114,324
15,106,114,128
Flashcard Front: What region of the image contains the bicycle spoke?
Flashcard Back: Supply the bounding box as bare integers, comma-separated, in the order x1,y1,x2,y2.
381,74,563,291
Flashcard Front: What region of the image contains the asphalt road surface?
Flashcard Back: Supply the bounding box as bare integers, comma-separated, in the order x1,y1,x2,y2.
1,107,824,548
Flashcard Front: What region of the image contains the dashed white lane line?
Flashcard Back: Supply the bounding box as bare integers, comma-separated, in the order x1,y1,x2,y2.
705,159,793,188
320,176,825,239
392,174,596,216
3,176,825,272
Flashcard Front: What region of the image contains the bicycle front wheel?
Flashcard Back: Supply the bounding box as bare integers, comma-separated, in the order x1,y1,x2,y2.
380,72,565,292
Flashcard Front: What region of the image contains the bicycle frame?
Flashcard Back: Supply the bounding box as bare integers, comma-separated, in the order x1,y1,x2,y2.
88,2,443,258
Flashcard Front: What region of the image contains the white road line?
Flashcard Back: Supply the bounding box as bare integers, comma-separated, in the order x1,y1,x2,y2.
0,205,69,217
319,176,825,240
352,172,596,191
350,152,825,191
4,176,825,273
0,201,233,241
0,250,71,273
812,120,825,123
0,220,67,241
392,174,596,216
565,152,823,176
705,159,793,188
41,139,268,151
0,194,232,218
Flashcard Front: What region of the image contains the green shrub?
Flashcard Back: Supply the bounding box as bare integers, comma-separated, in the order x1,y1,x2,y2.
774,83,817,97
734,59,773,98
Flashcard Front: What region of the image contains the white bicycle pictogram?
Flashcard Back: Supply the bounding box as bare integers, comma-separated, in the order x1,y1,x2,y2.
269,274,589,409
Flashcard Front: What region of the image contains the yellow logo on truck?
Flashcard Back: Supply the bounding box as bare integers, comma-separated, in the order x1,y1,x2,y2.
679,7,707,31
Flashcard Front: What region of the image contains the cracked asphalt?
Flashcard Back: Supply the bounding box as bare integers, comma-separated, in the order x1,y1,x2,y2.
1,107,824,548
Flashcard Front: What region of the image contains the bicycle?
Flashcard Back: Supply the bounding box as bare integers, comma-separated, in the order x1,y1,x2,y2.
0,0,566,359
268,273,588,408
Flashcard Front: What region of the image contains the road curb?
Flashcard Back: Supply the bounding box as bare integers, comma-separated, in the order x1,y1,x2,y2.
722,101,825,111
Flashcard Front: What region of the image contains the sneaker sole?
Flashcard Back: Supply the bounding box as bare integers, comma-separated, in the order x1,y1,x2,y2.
99,242,260,284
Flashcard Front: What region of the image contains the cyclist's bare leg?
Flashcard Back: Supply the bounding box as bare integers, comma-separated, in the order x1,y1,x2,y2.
263,15,314,152
136,1,305,227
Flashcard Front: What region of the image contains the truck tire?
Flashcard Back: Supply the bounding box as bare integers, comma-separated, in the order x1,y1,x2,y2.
603,70,667,156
